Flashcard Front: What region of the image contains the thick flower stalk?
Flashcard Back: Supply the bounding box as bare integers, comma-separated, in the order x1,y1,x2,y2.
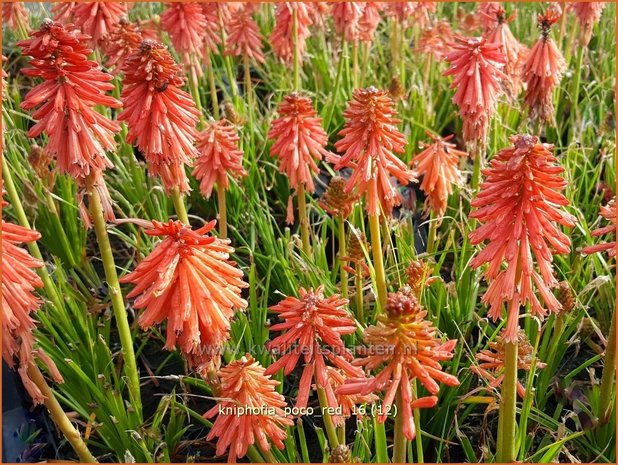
19,20,120,223
443,35,507,149
571,2,605,46
583,198,616,257
268,93,331,253
522,11,566,123
2,214,62,404
270,2,313,66
119,40,200,200
205,355,294,463
470,135,576,341
193,119,247,238
71,2,128,48
102,18,143,75
120,220,248,362
482,6,528,96
412,133,465,220
339,290,459,451
264,286,362,433
472,329,546,398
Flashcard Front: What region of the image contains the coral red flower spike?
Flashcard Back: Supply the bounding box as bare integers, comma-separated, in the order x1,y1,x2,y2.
120,220,248,363
522,10,566,123
264,286,362,424
2,204,63,405
71,2,128,48
161,2,207,68
412,133,466,220
102,18,144,75
481,5,528,96
339,289,459,440
444,35,507,149
193,119,248,199
19,20,121,224
469,135,576,342
225,5,266,64
268,93,331,194
119,40,200,194
205,355,294,463
271,2,313,65
334,87,416,218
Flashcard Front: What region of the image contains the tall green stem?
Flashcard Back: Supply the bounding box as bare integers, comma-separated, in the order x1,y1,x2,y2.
352,41,359,89
217,183,228,239
338,214,348,298
296,184,311,257
472,144,483,192
86,176,142,416
496,340,518,463
369,214,388,310
413,381,424,463
171,187,190,225
355,265,364,325
393,390,407,463
316,385,339,448
27,364,98,463
598,309,616,423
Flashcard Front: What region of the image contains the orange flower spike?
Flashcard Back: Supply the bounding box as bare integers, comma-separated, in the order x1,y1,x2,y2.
331,2,365,42
583,198,616,258
225,6,266,64
522,10,566,123
2,211,63,405
417,21,455,60
119,40,200,194
268,93,331,194
71,2,128,48
469,135,576,342
102,18,143,75
444,35,507,148
481,6,528,95
51,2,76,23
358,2,383,44
571,2,605,46
205,355,294,463
334,87,416,217
264,286,362,418
412,133,465,219
161,3,207,62
120,220,248,359
193,119,248,199
19,20,121,180
472,329,546,398
338,290,459,440
271,2,313,65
